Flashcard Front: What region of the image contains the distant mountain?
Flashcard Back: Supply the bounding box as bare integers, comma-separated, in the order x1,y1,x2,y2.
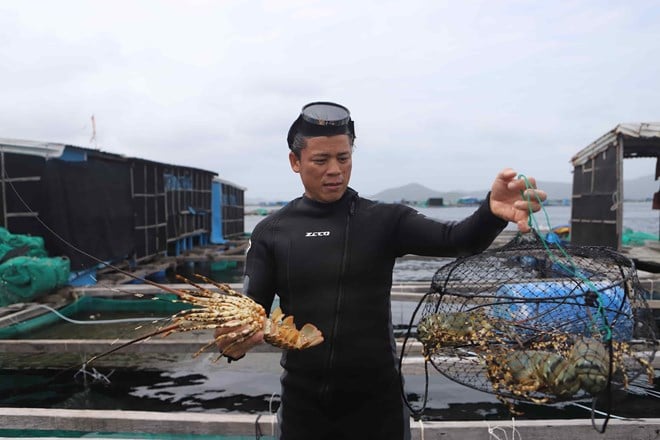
367,175,657,203
367,183,470,204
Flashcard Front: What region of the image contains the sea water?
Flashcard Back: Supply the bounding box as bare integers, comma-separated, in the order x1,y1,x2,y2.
246,201,658,235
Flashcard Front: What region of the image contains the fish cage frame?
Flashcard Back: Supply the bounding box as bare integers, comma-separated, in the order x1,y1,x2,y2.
0,137,246,276
213,177,246,241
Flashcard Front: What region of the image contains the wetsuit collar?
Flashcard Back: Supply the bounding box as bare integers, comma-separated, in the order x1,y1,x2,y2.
301,187,358,209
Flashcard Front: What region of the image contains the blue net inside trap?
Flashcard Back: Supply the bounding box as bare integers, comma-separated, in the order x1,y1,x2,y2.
406,231,657,415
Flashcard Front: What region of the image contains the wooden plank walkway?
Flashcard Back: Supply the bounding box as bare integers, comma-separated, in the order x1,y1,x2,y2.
0,407,659,440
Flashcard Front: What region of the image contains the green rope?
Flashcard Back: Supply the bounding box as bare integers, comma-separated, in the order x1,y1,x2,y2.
517,174,613,341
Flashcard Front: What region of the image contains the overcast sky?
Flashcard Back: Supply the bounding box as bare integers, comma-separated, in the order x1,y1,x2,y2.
1,1,658,201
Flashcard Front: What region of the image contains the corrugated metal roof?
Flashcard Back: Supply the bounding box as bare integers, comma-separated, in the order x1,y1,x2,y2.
570,122,660,166
0,137,219,176
0,137,66,158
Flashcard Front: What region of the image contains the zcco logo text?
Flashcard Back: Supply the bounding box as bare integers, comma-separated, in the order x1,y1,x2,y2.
305,231,330,237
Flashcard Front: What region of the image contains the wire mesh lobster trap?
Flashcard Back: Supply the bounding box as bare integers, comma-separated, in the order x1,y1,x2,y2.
404,231,657,419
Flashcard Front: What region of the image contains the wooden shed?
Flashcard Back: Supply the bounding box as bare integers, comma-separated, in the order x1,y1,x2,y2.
570,123,660,251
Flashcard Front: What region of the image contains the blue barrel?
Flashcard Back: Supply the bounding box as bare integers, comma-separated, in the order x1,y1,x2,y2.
493,280,633,340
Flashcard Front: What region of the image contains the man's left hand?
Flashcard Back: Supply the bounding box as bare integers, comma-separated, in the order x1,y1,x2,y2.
489,168,547,233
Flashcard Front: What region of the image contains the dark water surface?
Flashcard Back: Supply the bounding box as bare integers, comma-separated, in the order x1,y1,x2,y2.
3,363,660,422
1,355,658,422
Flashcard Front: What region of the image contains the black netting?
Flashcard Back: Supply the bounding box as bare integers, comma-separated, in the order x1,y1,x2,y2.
403,231,657,418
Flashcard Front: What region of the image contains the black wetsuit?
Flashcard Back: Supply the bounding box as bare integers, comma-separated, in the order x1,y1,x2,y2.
244,188,507,440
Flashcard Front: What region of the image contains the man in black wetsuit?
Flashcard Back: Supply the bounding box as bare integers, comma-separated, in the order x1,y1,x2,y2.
217,101,547,439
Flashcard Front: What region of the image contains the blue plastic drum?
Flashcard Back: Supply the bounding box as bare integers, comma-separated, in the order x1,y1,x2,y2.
493,280,634,340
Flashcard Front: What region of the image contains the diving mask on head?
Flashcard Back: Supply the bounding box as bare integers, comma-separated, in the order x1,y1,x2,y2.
287,101,356,150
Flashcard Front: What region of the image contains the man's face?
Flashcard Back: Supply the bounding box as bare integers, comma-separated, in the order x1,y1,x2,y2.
289,134,352,203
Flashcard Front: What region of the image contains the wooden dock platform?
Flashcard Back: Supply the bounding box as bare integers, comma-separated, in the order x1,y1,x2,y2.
0,407,659,440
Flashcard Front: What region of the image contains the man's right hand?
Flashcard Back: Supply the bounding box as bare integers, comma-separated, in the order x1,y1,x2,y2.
214,324,264,361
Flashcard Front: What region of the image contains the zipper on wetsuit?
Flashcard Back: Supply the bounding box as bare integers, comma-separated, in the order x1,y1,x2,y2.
320,196,357,402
